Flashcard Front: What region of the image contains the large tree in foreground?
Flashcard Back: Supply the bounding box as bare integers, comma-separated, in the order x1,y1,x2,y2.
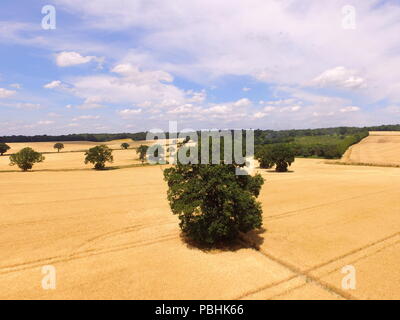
164,162,264,246
9,147,45,171
0,143,10,156
53,143,64,153
256,144,295,172
84,145,113,170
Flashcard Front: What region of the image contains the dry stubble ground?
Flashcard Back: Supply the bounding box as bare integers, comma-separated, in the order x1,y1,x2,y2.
0,140,399,299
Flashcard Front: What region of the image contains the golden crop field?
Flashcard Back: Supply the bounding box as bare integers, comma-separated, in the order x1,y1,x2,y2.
0,139,170,171
0,140,399,300
341,131,400,166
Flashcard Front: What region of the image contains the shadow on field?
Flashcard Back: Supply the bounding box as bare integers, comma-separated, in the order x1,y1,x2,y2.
264,169,294,173
0,163,154,174
181,227,266,252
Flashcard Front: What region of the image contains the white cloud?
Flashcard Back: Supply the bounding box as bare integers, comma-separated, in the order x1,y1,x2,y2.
384,105,400,114
111,63,173,83
254,112,267,119
64,64,187,110
55,1,400,104
186,90,206,103
117,108,142,116
56,51,102,67
242,87,251,92
233,98,251,108
44,80,62,89
312,67,366,89
167,104,196,115
72,115,100,121
47,112,61,117
0,88,16,98
265,99,298,106
6,1,400,132
16,103,41,110
340,106,361,113
10,83,21,89
76,103,105,110
37,120,54,125
287,105,301,112
263,106,276,112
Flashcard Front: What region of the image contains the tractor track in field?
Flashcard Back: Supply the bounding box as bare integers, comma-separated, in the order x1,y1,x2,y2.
72,220,176,254
266,187,394,221
266,237,400,300
0,222,178,276
237,231,400,300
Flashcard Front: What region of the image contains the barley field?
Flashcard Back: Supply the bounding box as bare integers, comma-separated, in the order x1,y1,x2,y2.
0,140,399,299
341,131,400,166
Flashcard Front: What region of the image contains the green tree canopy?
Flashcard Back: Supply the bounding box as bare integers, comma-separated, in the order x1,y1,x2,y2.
53,143,64,152
84,145,113,170
0,143,10,156
9,147,45,171
164,163,264,246
121,142,130,150
256,144,295,172
136,145,149,164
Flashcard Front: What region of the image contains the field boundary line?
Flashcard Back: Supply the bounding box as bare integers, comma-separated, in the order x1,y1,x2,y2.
327,161,400,168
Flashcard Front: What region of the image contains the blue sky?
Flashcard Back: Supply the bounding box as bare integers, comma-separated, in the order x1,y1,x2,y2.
1,0,400,135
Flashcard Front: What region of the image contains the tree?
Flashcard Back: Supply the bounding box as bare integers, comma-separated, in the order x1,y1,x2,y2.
255,146,274,169
121,142,130,150
84,145,113,170
164,163,264,246
53,143,64,153
136,145,149,164
256,144,295,172
0,143,10,156
9,147,45,171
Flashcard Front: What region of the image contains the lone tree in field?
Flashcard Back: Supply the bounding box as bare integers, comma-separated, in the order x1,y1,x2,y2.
9,147,45,171
84,145,113,170
255,146,274,169
121,142,130,150
53,143,64,153
164,146,265,246
0,143,11,156
136,145,149,164
256,144,295,172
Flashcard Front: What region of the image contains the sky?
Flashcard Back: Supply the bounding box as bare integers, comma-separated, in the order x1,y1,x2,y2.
1,0,400,135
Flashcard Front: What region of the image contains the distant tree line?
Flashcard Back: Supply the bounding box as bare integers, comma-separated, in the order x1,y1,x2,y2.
291,131,369,159
253,125,398,145
1,124,399,144
0,132,148,143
